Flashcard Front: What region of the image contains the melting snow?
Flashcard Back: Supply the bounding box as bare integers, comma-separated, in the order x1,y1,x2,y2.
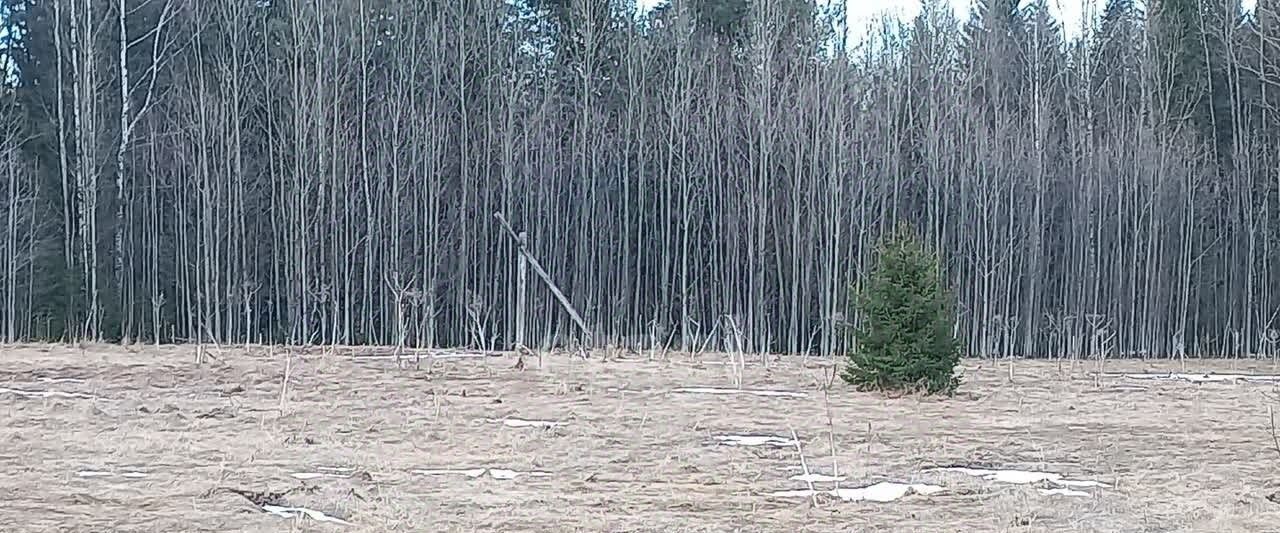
487,469,553,480
673,387,807,398
37,377,86,384
790,473,845,483
1105,372,1280,384
411,468,551,480
712,435,797,447
262,504,353,525
1,387,95,399
412,468,487,478
934,467,1107,495
291,472,347,480
769,482,944,503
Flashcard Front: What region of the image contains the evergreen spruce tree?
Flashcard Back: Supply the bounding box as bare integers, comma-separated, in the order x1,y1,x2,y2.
843,224,961,395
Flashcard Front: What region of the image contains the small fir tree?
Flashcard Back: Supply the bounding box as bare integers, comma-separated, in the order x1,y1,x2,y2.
843,224,961,394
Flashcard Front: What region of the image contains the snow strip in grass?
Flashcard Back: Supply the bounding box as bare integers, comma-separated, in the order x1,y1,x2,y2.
672,387,807,398
494,418,561,428
769,482,944,503
291,472,349,480
935,467,1108,494
411,468,552,480
1104,372,1280,384
262,504,353,525
1,387,95,399
712,435,797,447
790,473,844,483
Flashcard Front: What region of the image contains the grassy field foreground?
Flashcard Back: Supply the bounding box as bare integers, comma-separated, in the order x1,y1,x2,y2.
2,343,1279,532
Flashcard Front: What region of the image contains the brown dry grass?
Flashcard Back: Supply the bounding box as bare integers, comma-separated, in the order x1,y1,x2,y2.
2,344,1280,532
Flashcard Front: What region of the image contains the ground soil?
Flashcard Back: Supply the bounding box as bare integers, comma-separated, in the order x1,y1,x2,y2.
3,343,1280,532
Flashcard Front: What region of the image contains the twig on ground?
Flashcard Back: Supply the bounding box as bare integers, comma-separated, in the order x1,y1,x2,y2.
789,427,819,508
1270,405,1280,459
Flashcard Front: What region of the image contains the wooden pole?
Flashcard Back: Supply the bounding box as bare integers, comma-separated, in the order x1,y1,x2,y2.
515,231,528,349
494,212,592,346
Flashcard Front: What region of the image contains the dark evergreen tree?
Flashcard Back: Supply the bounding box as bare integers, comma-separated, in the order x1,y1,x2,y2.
843,224,962,395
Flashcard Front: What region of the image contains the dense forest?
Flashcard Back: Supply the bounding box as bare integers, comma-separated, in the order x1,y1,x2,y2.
0,0,1277,358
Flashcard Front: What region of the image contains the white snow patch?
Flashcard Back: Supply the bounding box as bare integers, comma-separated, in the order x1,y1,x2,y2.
315,466,355,474
790,473,845,483
1105,372,1280,384
1,387,95,399
1039,487,1091,497
411,468,551,480
769,482,944,503
291,472,347,480
412,468,487,478
934,467,1107,493
712,435,797,447
497,418,561,428
119,472,148,479
262,504,353,525
487,468,553,480
673,387,807,398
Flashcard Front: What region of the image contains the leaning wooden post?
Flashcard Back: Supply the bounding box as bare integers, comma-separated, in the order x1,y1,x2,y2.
493,212,592,347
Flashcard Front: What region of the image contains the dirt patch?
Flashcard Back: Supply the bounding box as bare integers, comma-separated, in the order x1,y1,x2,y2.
2,344,1280,531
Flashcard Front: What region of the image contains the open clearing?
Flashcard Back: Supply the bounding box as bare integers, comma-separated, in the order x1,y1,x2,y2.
4,344,1280,532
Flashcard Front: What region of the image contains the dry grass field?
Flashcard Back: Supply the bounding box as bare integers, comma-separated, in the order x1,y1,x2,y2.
3,343,1280,532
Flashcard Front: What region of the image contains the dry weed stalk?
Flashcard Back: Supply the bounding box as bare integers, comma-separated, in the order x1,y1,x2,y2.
278,347,292,415
788,427,819,508
725,315,746,389
1270,404,1280,458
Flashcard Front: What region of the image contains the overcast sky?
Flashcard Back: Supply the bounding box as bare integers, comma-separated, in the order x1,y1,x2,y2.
636,0,1260,41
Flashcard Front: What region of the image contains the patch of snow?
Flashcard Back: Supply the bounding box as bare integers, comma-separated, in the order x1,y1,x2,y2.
1,387,95,399
673,387,807,398
933,467,1108,492
119,472,148,479
769,482,943,503
942,467,1060,485
790,473,844,483
497,418,561,428
316,466,355,473
1105,372,1280,384
487,469,553,480
712,435,797,447
1039,487,1091,497
411,467,551,480
262,504,353,525
291,472,346,480
412,468,487,478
